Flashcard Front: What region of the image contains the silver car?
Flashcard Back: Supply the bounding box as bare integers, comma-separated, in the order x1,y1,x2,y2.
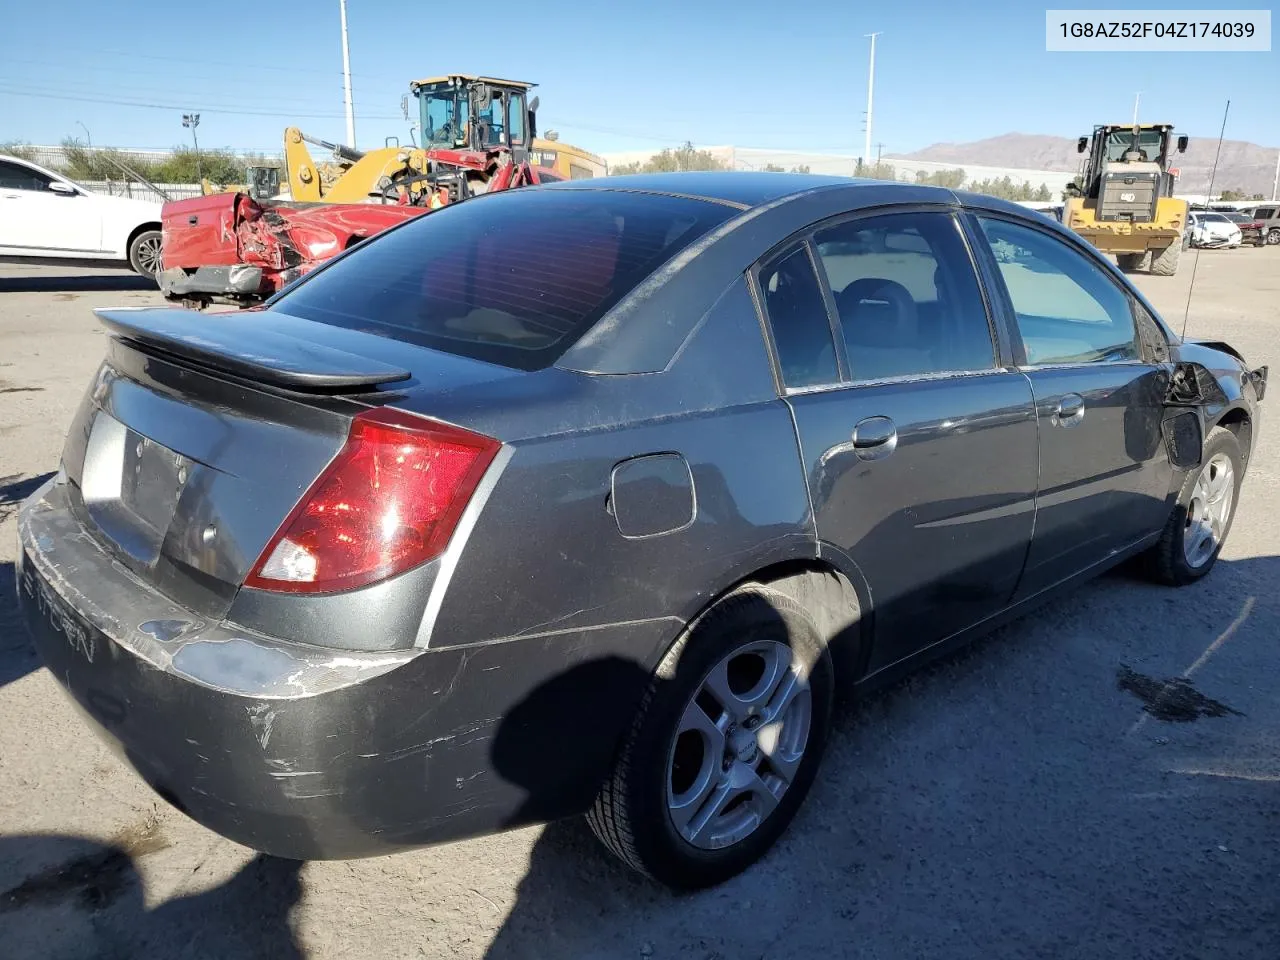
17,173,1267,890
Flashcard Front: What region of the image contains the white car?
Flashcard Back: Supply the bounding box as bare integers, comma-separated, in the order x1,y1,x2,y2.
0,154,164,278
1187,210,1243,249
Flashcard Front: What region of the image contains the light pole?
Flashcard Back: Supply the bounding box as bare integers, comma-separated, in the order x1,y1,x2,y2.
182,113,202,183
76,121,92,149
339,0,356,147
863,32,881,172
1272,149,1279,201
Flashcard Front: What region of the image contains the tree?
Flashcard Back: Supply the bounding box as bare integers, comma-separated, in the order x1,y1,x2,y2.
855,159,896,181
762,163,786,172
0,141,40,162
153,146,246,185
967,175,1042,202
914,168,966,189
1218,188,1249,201
790,164,811,174
608,141,725,175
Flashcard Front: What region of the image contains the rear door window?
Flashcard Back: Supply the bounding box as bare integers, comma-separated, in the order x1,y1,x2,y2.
272,189,734,370
813,211,996,380
757,245,841,389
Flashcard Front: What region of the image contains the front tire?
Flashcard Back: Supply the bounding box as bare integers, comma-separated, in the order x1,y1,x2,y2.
1267,228,1280,246
128,229,163,279
587,588,834,890
1146,426,1243,586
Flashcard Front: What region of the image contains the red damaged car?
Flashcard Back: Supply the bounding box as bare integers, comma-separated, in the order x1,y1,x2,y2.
157,193,426,308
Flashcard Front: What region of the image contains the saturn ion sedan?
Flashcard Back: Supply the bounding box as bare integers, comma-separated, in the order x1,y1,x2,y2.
17,172,1267,889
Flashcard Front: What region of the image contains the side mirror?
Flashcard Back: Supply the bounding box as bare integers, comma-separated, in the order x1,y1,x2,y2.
1177,135,1189,153
1077,136,1088,154
528,96,540,114
49,181,77,196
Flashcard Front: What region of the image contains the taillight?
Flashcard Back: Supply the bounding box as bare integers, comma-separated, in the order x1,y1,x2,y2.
246,407,500,594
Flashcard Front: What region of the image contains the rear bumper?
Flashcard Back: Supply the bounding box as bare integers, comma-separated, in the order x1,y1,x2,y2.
16,477,660,860
157,265,266,299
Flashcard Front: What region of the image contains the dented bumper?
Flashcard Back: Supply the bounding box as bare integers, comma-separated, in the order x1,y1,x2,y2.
16,476,655,859
157,265,266,299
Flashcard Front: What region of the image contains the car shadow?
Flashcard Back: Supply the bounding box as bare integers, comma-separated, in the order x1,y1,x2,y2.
480,553,1280,959
1,474,56,689
0,831,303,959
0,273,156,293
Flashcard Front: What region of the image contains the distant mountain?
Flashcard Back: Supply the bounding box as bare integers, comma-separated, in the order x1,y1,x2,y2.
888,132,1279,196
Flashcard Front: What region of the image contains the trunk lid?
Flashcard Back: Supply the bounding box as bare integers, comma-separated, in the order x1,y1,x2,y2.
61,307,525,620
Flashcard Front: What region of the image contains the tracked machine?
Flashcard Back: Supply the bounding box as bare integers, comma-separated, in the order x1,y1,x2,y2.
159,75,605,308
1063,123,1190,276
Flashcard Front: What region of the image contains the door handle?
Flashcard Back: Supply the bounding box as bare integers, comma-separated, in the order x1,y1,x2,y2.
1055,393,1085,427
852,416,898,461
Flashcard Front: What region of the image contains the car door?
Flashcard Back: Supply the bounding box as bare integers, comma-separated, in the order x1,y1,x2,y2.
968,212,1173,601
755,208,1038,673
0,159,101,254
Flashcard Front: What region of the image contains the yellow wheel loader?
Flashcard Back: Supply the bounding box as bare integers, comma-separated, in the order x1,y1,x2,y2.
1063,124,1190,276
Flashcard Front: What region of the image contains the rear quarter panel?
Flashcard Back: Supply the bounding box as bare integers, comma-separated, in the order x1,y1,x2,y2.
425,276,817,658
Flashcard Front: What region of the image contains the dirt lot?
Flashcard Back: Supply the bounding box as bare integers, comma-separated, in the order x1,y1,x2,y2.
2,250,1278,960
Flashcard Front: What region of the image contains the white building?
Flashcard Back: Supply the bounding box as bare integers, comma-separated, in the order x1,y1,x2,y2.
600,145,1079,196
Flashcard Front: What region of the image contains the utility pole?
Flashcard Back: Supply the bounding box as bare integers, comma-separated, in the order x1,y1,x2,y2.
863,32,881,172
874,142,886,165
1132,91,1141,125
182,113,202,183
339,0,356,148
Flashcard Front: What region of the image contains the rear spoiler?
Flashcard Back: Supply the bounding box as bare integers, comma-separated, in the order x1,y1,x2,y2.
95,308,410,391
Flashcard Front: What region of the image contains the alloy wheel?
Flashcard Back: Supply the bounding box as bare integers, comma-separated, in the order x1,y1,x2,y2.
1184,452,1235,568
135,234,163,276
666,639,811,851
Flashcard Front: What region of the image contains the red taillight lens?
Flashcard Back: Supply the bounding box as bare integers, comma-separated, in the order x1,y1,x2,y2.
246,407,500,594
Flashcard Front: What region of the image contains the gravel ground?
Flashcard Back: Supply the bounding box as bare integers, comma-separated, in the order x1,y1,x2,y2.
1,249,1278,960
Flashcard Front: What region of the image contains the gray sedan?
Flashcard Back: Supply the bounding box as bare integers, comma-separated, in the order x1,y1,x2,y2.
16,173,1267,890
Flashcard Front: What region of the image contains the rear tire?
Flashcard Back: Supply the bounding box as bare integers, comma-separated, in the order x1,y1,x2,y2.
128,229,163,279
1267,228,1280,246
1117,252,1151,273
586,588,834,890
1145,426,1243,586
1149,239,1182,276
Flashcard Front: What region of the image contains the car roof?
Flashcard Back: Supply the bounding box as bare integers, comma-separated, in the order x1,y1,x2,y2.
543,171,887,209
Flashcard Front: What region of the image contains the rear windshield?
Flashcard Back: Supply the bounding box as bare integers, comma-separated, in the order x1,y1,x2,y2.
271,187,736,370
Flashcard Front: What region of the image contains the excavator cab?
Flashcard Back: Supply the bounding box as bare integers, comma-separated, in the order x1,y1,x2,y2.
411,74,538,160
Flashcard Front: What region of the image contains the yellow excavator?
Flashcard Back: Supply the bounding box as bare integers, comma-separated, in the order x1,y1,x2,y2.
1063,123,1190,276
201,75,604,205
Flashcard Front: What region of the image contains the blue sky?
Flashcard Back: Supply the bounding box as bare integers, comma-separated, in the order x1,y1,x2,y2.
1,0,1275,157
